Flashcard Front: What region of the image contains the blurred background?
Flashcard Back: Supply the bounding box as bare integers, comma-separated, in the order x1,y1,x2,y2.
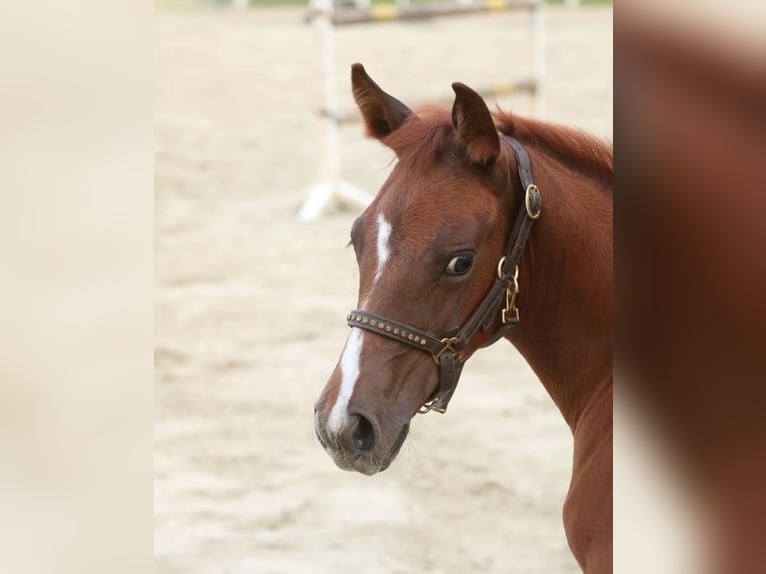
154,1,612,572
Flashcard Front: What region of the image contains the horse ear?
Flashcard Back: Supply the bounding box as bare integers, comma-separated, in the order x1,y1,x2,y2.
451,82,500,166
351,63,412,140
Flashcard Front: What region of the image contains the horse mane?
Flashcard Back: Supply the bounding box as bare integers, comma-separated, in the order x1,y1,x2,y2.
381,106,613,191
495,111,613,190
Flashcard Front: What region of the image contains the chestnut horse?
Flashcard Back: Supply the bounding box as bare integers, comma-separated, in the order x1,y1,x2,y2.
314,64,612,573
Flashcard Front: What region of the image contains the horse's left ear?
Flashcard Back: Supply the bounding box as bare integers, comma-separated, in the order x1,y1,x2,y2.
451,83,500,166
351,63,412,140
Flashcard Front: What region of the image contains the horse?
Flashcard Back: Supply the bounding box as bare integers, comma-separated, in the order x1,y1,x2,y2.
313,63,613,573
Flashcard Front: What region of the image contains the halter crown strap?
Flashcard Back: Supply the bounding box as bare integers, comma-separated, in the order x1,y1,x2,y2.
347,135,542,414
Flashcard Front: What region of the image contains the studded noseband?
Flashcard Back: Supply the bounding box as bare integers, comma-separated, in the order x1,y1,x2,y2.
346,135,542,414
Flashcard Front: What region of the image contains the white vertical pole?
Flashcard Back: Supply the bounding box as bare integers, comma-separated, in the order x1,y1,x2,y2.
318,0,341,188
298,0,373,221
531,0,546,118
299,0,340,221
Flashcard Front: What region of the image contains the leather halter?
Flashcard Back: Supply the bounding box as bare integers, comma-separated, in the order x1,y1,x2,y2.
346,135,542,414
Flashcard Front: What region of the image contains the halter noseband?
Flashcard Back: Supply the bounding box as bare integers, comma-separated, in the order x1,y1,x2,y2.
346,135,542,414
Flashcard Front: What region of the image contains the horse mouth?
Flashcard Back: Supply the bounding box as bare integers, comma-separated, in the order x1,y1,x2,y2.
345,422,410,475
378,423,410,472
316,422,411,476
314,424,329,450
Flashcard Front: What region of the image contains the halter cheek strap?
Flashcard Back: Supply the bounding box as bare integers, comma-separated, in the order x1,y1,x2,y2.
346,135,542,414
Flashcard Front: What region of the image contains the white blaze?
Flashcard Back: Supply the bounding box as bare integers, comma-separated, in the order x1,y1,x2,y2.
327,214,392,434
374,213,392,284
328,327,364,433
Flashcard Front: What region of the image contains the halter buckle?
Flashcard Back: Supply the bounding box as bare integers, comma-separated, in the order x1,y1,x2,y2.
525,184,542,220
431,336,460,365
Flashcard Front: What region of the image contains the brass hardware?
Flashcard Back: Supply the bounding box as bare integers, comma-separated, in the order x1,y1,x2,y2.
394,328,400,335
502,304,519,324
362,317,368,323
432,336,460,364
418,396,447,415
420,339,426,346
525,184,541,220
418,399,436,414
370,320,376,326
496,256,506,279
501,265,520,324
414,336,420,343
386,326,392,332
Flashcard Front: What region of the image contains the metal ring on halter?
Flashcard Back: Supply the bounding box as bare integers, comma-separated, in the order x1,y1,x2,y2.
525,184,542,220
496,256,507,279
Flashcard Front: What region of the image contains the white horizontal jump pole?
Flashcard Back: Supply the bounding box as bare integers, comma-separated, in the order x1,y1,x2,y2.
298,0,374,222
321,0,539,25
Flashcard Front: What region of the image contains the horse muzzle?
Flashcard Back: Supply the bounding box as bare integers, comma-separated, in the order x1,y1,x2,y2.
314,406,409,475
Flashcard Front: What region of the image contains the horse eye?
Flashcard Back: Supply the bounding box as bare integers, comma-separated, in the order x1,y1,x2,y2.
445,252,474,275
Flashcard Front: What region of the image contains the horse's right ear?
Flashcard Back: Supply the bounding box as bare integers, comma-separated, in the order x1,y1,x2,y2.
351,63,412,140
451,82,500,166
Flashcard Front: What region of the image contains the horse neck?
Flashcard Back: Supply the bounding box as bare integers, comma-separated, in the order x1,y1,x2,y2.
506,146,613,434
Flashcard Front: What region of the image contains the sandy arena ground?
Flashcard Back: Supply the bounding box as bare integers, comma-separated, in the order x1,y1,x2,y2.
155,5,612,573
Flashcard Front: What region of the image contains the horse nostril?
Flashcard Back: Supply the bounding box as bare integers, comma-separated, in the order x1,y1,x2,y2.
351,414,375,454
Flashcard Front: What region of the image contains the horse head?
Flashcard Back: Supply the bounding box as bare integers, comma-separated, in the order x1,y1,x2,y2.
314,64,530,475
